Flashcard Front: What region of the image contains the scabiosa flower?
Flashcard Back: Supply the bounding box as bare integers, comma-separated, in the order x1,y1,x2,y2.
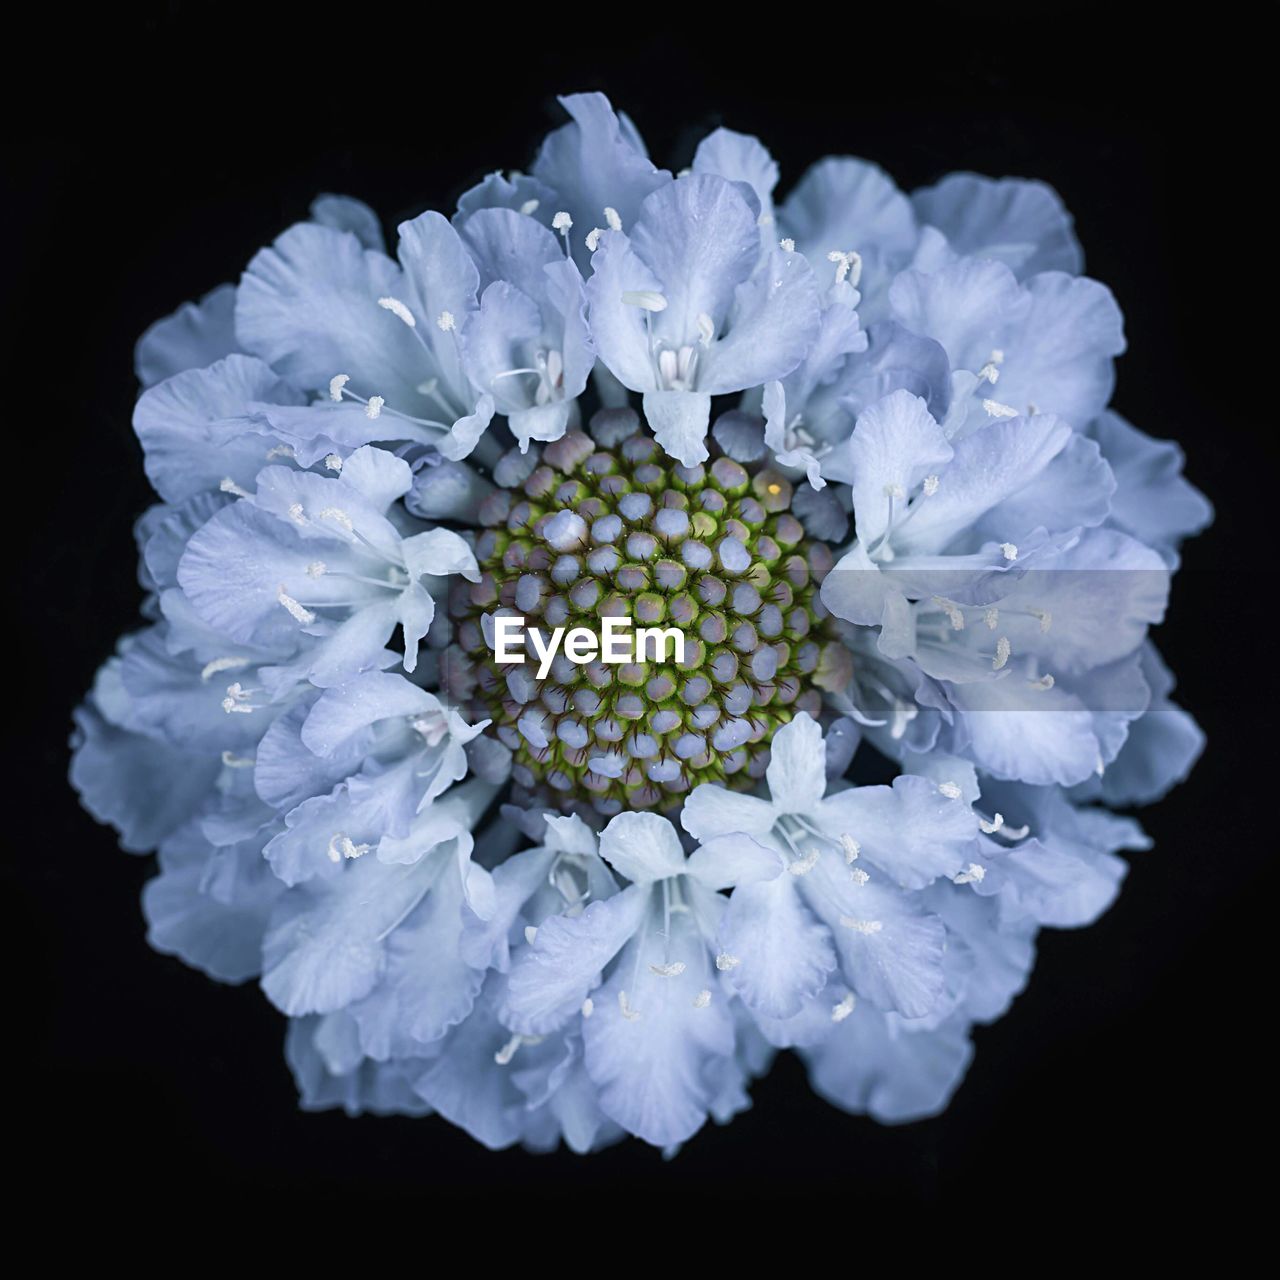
72,91,1210,1153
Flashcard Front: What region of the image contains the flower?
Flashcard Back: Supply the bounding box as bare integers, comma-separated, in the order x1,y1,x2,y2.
72,91,1209,1153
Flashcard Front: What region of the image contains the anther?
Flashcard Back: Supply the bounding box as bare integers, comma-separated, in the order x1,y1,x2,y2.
436,311,456,332
779,237,795,252
329,373,350,401
993,636,1012,670
649,961,687,977
983,399,1018,419
277,586,316,626
832,993,856,1022
840,834,860,864
697,312,715,346
377,296,416,327
220,750,255,768
618,990,640,1021
365,396,385,419
787,849,818,876
581,997,594,1018
219,477,251,498
979,813,1004,835
839,917,883,934
519,198,540,216
603,206,622,230
922,475,940,496
939,781,963,799
324,454,343,472
621,290,668,312
1000,543,1018,561
692,989,711,1008
201,656,249,682
952,863,986,884
715,952,740,971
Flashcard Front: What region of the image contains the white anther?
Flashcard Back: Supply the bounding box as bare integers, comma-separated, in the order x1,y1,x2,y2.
318,506,354,532
1000,542,1018,561
849,867,870,886
365,395,384,419
649,961,687,978
200,656,249,682
827,249,862,286
266,444,296,460
581,997,594,1018
326,833,371,863
779,237,795,252
1029,673,1055,691
324,453,343,472
519,198,540,215
978,362,1001,383
277,586,316,626
603,206,622,230
832,993,856,1022
715,952,740,971
288,502,306,525
494,1034,521,1066
787,849,818,876
939,781,963,799
219,477,251,498
436,310,456,332
377,295,416,327
618,990,640,1021
552,211,572,236
585,227,604,252
979,813,1004,835
883,482,906,500
697,312,715,346
983,607,1000,630
328,373,350,401
621,289,668,312
1029,607,1052,632
304,562,326,580
221,682,254,715
922,474,940,496
932,596,965,631
220,750,255,768
953,863,986,885
524,926,538,945
840,834,861,864
983,399,1018,419
840,917,883,934
692,989,711,1009
993,635,1012,671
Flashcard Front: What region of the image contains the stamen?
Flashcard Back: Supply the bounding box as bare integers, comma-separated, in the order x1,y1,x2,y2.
1029,607,1051,632
1000,542,1018,561
983,607,999,630
826,249,862,286
883,482,906,500
329,373,350,401
377,296,416,327
953,863,986,884
978,362,1001,383
494,1034,522,1066
277,586,316,626
1029,673,1055,691
324,454,343,472
983,399,1018,419
288,503,306,525
649,961,687,977
326,833,371,863
840,833,860,864
621,290,668,312
603,206,622,231
436,311,456,332
715,952,740,971
618,990,640,1021
938,781,963,799
200,656,249,682
692,989,711,1009
519,198,540,216
524,926,538,945
849,867,870,886
779,237,795,252
922,475,940,496
832,993,856,1022
220,750,254,768
932,596,965,631
365,396,385,420
581,997,594,1018
318,507,354,533
787,849,818,876
993,635,1012,670
697,312,715,346
839,917,883,934
266,444,296,460
979,813,1004,835
221,682,255,715
219,477,251,498
585,227,604,252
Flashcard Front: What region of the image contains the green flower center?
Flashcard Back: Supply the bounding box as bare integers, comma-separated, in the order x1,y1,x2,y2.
444,411,849,819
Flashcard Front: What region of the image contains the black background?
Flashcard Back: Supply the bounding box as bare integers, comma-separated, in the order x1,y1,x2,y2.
5,8,1269,1221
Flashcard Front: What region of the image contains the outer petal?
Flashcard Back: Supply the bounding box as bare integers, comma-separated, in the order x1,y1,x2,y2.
765,710,828,814
598,811,687,883
135,283,239,387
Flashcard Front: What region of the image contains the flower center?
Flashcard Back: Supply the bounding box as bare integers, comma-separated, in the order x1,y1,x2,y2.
444,410,850,820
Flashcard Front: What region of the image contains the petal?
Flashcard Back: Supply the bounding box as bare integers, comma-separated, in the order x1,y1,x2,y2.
642,389,711,467
134,283,239,387
680,783,777,841
765,710,828,814
597,811,687,883
501,883,649,1035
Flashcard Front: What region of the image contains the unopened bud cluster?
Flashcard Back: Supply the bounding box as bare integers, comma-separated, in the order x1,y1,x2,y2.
445,409,850,818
